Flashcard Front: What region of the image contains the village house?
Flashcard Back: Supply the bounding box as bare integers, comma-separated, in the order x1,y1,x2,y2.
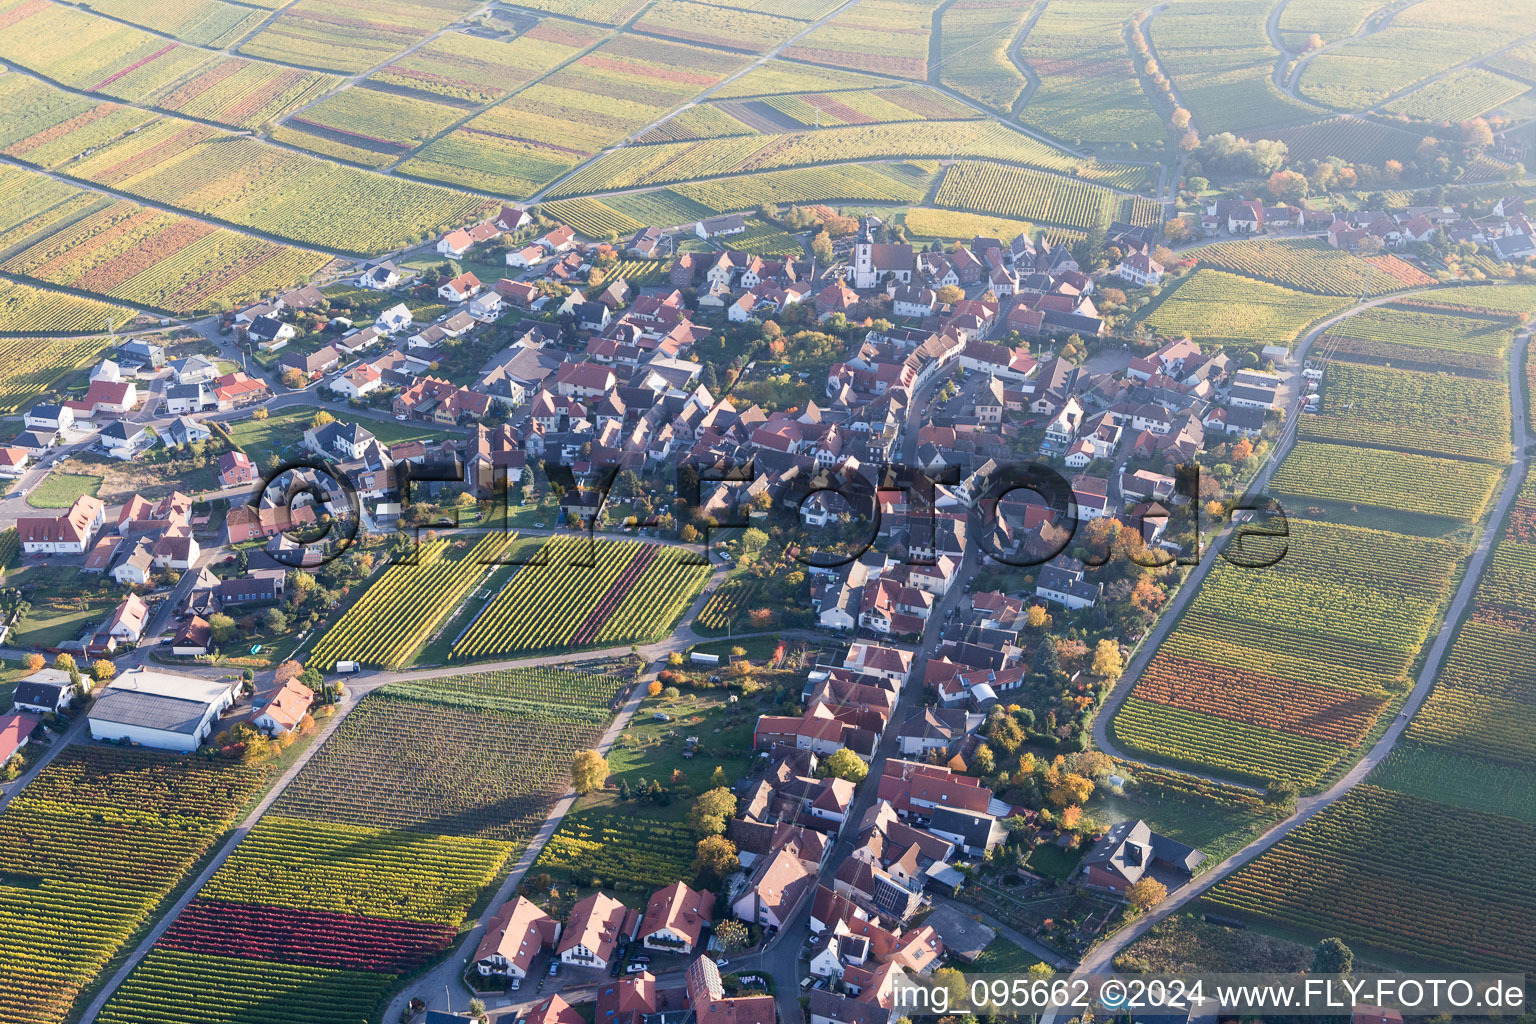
558,893,637,970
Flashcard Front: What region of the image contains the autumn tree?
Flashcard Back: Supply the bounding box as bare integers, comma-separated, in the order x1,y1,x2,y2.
823,747,869,783
1025,605,1051,629
687,787,738,835
1044,759,1095,807
986,714,1024,754
935,285,964,304
311,410,336,429
1170,107,1191,130
22,653,44,672
1267,169,1309,203
1059,805,1083,829
571,750,609,794
1126,877,1168,911
1232,438,1254,461
208,613,237,645
714,919,749,952
692,835,740,880
281,368,306,390
1303,32,1323,51
90,659,116,683
1092,639,1124,679
648,680,663,697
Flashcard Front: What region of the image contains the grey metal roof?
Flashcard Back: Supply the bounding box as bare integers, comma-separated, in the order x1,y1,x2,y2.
87,689,213,735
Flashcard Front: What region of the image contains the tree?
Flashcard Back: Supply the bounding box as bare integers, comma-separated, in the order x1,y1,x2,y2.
263,607,289,634
1311,937,1354,976
823,747,869,783
1460,117,1494,150
710,765,728,788
571,750,609,794
90,659,116,683
310,410,335,429
1044,763,1094,807
208,613,237,645
1170,107,1191,130
935,284,964,304
1267,169,1309,203
714,919,749,953
1025,605,1051,629
692,834,740,880
648,680,663,697
468,998,487,1022
1126,877,1168,911
1027,961,1055,979
970,742,995,776
1303,31,1323,51
986,714,1024,753
53,652,76,673
932,968,967,1009
1179,129,1200,152
1232,438,1254,461
22,653,44,672
811,230,834,263
1091,639,1124,679
281,368,306,390
688,787,738,835
1264,778,1299,809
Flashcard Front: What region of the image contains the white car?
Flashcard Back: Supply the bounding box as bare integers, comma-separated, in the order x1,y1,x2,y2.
716,958,729,967
626,963,648,974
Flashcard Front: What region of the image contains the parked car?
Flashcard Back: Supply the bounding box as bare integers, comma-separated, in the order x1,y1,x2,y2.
510,979,521,991
715,958,729,967
626,963,648,974
632,955,649,964
549,962,560,976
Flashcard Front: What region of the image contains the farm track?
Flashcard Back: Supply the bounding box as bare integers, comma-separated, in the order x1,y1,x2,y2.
1006,0,1049,118
1049,323,1532,997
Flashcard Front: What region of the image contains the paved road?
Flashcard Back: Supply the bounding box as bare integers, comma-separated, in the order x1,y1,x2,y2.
1043,325,1531,1015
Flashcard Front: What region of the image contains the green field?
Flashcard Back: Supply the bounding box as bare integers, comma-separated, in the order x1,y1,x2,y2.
25,473,102,509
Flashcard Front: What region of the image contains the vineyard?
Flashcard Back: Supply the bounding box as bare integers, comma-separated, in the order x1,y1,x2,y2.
783,0,933,80
307,533,510,671
712,59,882,99
0,276,134,333
1205,785,1536,971
1,196,331,315
1190,238,1434,296
548,120,1141,198
372,22,606,105
57,0,265,47
240,0,480,73
935,161,1145,231
1139,270,1348,347
0,335,111,413
1262,114,1422,165
272,689,607,841
0,75,158,169
1113,518,1465,787
937,0,1032,113
1269,440,1501,524
64,119,490,254
635,0,804,52
0,748,270,1024
95,666,623,1022
452,537,710,659
637,104,757,143
156,60,340,130
288,87,465,152
407,34,748,196
1014,0,1167,146
1317,303,1517,378
1303,361,1510,462
533,805,695,892
1381,67,1528,122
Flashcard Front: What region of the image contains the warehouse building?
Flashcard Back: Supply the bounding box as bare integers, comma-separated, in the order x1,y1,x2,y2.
86,668,239,752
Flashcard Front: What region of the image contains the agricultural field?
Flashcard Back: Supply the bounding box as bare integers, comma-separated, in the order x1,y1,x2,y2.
64,120,490,254
0,336,114,413
1487,40,1536,84
1204,785,1536,971
669,165,928,214
636,105,757,143
1270,440,1502,526
635,1,805,52
240,0,481,73
1,196,332,314
935,161,1154,231
1317,303,1518,378
286,87,465,156
453,537,711,658
0,747,270,1024
1150,0,1321,134
95,676,607,1023
405,34,748,196
1015,0,1166,146
937,0,1033,113
904,208,1082,248
603,190,717,229
307,533,511,671
0,275,134,332
1303,362,1510,462
1138,269,1348,347
1398,284,1536,316
158,61,341,130
0,75,157,169
1258,115,1423,165
0,166,104,254
272,687,608,841
552,120,1127,198
1296,0,1536,110
510,0,648,22
1380,67,1530,122
783,0,933,80
1113,518,1466,787
0,0,219,105
1275,0,1382,48
534,804,696,893
1189,238,1434,296
748,87,979,130
373,22,607,106
57,0,264,46
712,59,884,99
